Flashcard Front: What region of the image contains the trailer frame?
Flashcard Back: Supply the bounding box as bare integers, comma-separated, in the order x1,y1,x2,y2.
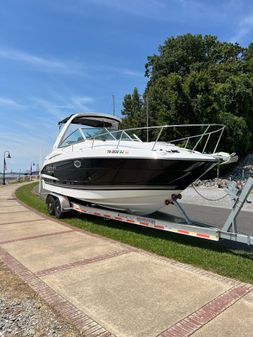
45,177,253,246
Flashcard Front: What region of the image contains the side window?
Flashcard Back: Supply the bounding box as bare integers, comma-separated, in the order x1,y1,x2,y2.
81,127,115,140
59,129,84,148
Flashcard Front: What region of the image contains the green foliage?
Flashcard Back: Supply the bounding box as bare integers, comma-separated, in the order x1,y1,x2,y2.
121,34,253,155
218,112,250,153
121,87,144,129
184,70,218,124
145,34,244,80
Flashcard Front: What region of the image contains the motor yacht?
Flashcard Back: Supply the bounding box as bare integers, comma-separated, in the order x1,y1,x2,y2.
41,113,235,215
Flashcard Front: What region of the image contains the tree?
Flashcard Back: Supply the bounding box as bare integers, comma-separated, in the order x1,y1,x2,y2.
215,74,253,118
121,87,144,129
145,34,244,80
218,112,250,154
121,34,253,155
184,70,218,124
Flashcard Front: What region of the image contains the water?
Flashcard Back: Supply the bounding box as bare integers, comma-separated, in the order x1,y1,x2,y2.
0,173,30,184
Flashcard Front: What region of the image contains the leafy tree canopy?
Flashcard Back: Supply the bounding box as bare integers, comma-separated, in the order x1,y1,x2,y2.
121,34,253,155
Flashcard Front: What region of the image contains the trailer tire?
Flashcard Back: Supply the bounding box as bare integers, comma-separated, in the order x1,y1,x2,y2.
47,195,56,216
54,198,64,219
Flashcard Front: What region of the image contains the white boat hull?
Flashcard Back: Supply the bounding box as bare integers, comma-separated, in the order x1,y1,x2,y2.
43,181,180,215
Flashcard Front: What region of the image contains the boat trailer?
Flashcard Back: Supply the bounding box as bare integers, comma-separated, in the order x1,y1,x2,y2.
45,177,253,246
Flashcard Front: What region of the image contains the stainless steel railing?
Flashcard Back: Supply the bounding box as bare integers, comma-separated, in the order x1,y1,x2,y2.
88,123,225,154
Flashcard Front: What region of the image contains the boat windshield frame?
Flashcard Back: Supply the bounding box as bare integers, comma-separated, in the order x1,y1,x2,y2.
57,122,226,154
59,126,132,148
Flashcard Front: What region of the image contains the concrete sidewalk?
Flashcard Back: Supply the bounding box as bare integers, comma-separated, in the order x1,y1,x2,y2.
0,184,252,337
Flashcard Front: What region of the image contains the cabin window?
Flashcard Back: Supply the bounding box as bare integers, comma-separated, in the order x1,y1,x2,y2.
59,129,84,147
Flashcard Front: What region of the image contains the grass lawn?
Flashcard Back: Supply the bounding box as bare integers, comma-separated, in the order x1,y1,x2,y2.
16,182,253,284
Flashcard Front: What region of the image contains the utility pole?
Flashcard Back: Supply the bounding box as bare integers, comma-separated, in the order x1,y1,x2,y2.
146,96,149,142
112,94,115,116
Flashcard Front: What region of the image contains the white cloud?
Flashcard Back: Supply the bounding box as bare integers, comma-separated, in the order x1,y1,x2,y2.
93,64,144,78
0,133,25,146
75,0,219,22
32,95,94,119
69,96,94,110
230,14,253,43
120,68,144,77
0,47,84,75
82,0,169,18
32,98,67,119
52,0,235,30
0,46,143,80
0,93,96,171
0,96,26,109
50,0,184,21
0,132,50,171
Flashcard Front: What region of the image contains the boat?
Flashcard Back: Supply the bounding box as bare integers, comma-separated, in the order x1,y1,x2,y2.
41,112,236,215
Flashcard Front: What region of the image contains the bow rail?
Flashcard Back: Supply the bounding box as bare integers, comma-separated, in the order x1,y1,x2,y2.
89,123,225,154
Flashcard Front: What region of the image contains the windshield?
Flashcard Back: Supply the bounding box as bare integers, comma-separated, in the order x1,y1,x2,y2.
82,127,137,141
58,126,140,148
59,129,84,148
82,127,115,140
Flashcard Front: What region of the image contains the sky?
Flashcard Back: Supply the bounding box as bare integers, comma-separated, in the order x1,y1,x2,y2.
1,0,253,172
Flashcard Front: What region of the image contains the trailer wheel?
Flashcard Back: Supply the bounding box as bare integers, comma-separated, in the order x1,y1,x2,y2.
47,195,56,216
54,198,64,219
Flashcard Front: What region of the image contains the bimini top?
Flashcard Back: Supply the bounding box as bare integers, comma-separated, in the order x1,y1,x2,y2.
58,113,121,129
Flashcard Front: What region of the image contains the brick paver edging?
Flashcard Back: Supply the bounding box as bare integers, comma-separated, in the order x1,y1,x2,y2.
36,248,131,277
0,246,115,337
157,284,252,337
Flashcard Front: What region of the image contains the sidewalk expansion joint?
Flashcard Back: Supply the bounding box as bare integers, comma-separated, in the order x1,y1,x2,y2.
0,246,115,337
0,204,19,207
36,248,132,277
0,210,30,214
157,284,252,337
0,229,74,245
0,218,46,226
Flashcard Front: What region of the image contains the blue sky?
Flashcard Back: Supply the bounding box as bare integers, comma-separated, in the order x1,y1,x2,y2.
1,0,253,171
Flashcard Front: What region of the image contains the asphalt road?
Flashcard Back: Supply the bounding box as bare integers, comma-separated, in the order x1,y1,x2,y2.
160,203,253,236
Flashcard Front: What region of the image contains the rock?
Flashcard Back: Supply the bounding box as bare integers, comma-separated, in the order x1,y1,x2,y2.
0,292,82,337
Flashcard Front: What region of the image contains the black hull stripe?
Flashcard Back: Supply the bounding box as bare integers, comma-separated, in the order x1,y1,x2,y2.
42,158,216,191
43,181,179,191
